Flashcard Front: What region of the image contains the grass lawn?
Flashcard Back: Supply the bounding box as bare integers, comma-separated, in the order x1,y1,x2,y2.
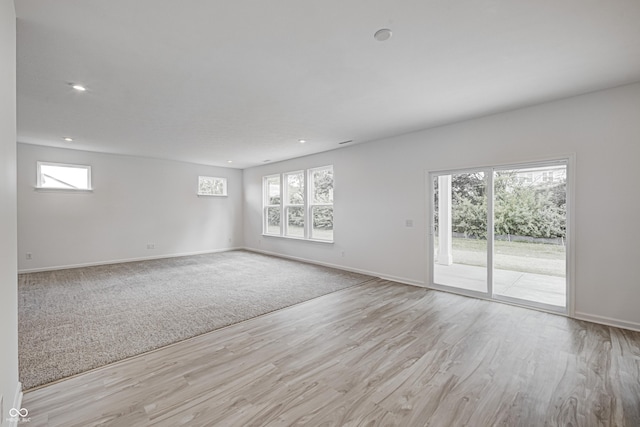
453,237,565,259
266,224,333,241
437,237,566,277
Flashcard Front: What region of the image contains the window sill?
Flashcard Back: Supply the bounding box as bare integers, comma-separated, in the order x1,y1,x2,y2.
34,187,93,193
197,193,227,197
262,234,334,244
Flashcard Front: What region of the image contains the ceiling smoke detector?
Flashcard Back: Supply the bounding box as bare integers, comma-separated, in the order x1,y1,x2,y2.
374,28,392,42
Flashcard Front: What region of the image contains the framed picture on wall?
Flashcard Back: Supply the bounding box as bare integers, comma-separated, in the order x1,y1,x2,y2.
197,176,227,196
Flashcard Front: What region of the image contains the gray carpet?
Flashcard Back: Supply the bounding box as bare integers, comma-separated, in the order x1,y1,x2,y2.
18,250,374,390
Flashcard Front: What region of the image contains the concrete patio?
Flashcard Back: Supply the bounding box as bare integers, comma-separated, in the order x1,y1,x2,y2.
434,262,566,307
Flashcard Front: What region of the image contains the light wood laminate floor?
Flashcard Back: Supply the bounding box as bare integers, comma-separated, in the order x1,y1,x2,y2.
23,280,640,426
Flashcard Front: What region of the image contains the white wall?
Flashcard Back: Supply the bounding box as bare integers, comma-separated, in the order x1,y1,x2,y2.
0,0,19,422
17,144,243,271
243,82,640,331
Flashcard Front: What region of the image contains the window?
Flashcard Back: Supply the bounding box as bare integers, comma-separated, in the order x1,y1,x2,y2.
309,166,334,241
198,176,227,196
263,165,333,242
264,175,281,235
284,171,305,237
37,161,91,190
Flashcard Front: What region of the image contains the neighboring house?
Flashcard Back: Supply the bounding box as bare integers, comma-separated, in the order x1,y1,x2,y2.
516,165,567,184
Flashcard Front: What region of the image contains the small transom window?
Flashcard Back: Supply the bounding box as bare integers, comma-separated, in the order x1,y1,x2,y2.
36,161,92,190
198,176,227,196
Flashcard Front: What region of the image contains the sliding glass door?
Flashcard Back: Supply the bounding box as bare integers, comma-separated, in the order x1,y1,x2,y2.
431,161,568,312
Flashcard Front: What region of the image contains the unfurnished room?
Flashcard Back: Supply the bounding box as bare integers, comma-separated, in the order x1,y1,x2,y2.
1,1,640,426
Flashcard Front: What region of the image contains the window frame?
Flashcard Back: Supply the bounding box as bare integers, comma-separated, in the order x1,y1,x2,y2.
262,165,333,243
36,161,92,191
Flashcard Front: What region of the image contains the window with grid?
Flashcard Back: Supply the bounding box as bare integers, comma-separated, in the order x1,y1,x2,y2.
262,165,333,242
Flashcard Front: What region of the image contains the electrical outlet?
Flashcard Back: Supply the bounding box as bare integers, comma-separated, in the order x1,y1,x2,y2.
26,252,32,260
405,219,414,227
146,243,155,249
341,251,345,257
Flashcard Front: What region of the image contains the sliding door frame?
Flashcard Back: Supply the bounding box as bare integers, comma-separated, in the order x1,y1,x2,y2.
427,156,575,316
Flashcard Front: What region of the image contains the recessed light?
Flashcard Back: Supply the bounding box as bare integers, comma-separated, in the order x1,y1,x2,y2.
71,84,87,92
63,137,73,142
299,139,306,144
227,160,233,163
374,28,392,42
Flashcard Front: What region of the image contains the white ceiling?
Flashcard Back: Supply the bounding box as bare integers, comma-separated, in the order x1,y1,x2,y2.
15,1,640,169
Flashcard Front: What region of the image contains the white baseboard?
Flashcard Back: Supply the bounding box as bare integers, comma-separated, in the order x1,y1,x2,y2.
375,274,425,288
7,382,23,427
244,247,425,288
17,247,243,274
574,312,640,332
